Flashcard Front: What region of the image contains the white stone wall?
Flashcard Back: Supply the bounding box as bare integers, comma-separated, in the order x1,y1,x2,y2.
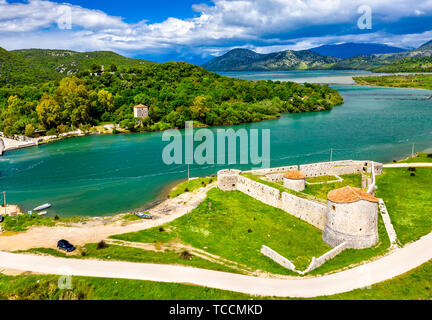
262,173,285,183
237,176,281,208
303,242,347,273
323,200,379,249
260,245,297,272
283,178,306,192
245,165,298,175
279,192,327,230
0,138,4,155
299,160,383,178
236,176,327,230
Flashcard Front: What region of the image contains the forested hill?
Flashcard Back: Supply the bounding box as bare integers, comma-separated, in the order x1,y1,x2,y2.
0,60,343,137
0,47,151,85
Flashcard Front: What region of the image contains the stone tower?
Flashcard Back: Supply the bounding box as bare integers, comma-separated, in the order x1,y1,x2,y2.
217,169,241,191
283,170,306,192
323,186,379,249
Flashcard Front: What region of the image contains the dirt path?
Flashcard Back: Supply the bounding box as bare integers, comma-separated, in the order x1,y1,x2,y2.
0,184,215,251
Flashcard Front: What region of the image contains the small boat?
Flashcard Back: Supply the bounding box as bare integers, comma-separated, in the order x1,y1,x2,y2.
136,212,153,219
38,211,48,216
33,203,51,211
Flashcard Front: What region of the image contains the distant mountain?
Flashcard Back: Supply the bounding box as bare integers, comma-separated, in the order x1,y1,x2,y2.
309,43,406,59
202,48,340,71
417,40,432,51
203,41,432,73
0,48,152,85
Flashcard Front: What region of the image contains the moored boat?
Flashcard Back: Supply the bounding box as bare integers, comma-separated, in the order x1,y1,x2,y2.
38,211,48,216
33,203,51,211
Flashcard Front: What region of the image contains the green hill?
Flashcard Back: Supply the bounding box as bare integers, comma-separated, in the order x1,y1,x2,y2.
202,48,340,71
0,48,152,85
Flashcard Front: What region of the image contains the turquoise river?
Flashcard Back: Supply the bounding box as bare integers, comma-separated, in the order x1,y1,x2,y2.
0,70,431,217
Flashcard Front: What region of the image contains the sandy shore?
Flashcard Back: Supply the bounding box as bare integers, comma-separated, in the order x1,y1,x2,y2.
0,183,215,252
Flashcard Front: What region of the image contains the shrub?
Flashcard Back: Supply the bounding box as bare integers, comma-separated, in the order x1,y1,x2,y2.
427,154,432,158
54,215,60,221
97,241,109,250
179,250,193,260
410,173,416,177
158,227,165,233
248,228,253,233
408,167,417,172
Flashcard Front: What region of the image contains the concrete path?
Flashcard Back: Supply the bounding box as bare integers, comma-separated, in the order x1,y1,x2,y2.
383,163,432,168
1,231,432,298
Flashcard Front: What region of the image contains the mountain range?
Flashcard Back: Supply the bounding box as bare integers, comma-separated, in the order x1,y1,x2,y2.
202,41,432,72
309,43,407,59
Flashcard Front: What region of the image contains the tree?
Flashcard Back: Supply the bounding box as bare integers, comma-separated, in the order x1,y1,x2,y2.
97,90,114,112
24,124,36,137
36,94,61,129
109,63,118,72
190,96,210,121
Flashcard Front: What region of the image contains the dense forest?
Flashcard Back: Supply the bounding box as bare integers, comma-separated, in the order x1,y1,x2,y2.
0,49,343,137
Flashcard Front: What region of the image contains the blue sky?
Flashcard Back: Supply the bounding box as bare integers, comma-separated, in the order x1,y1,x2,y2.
1,0,431,64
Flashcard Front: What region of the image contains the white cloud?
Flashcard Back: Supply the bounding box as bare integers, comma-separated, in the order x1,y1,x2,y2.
0,0,431,59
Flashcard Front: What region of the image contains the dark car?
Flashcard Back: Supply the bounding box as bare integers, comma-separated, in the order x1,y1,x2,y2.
0,215,4,223
57,240,75,252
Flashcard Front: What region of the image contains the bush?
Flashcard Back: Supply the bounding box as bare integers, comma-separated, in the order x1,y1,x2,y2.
97,241,109,250
427,154,432,158
410,173,416,177
408,167,417,172
54,215,60,220
179,250,193,260
158,227,165,233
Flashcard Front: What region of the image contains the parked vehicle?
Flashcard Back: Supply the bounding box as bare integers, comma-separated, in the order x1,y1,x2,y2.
0,215,4,223
57,240,75,252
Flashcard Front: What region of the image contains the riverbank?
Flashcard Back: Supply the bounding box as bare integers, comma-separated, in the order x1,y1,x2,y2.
353,74,432,91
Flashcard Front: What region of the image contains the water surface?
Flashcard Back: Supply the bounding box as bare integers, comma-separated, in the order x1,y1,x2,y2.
1,71,431,217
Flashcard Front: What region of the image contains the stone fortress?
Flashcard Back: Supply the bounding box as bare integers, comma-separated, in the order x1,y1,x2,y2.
217,160,387,273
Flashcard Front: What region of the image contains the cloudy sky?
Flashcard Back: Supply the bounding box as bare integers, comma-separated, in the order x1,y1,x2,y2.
1,0,432,64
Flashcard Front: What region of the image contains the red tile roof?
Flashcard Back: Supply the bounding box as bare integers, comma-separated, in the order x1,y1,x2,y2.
284,170,306,180
328,186,379,204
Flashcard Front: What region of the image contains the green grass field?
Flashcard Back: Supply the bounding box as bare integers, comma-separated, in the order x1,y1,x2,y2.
18,243,240,274
398,152,432,164
114,188,331,273
376,167,432,245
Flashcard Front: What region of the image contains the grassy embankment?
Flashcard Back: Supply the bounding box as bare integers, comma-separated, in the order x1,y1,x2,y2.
0,214,90,232
398,152,432,163
169,177,217,198
354,74,432,90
